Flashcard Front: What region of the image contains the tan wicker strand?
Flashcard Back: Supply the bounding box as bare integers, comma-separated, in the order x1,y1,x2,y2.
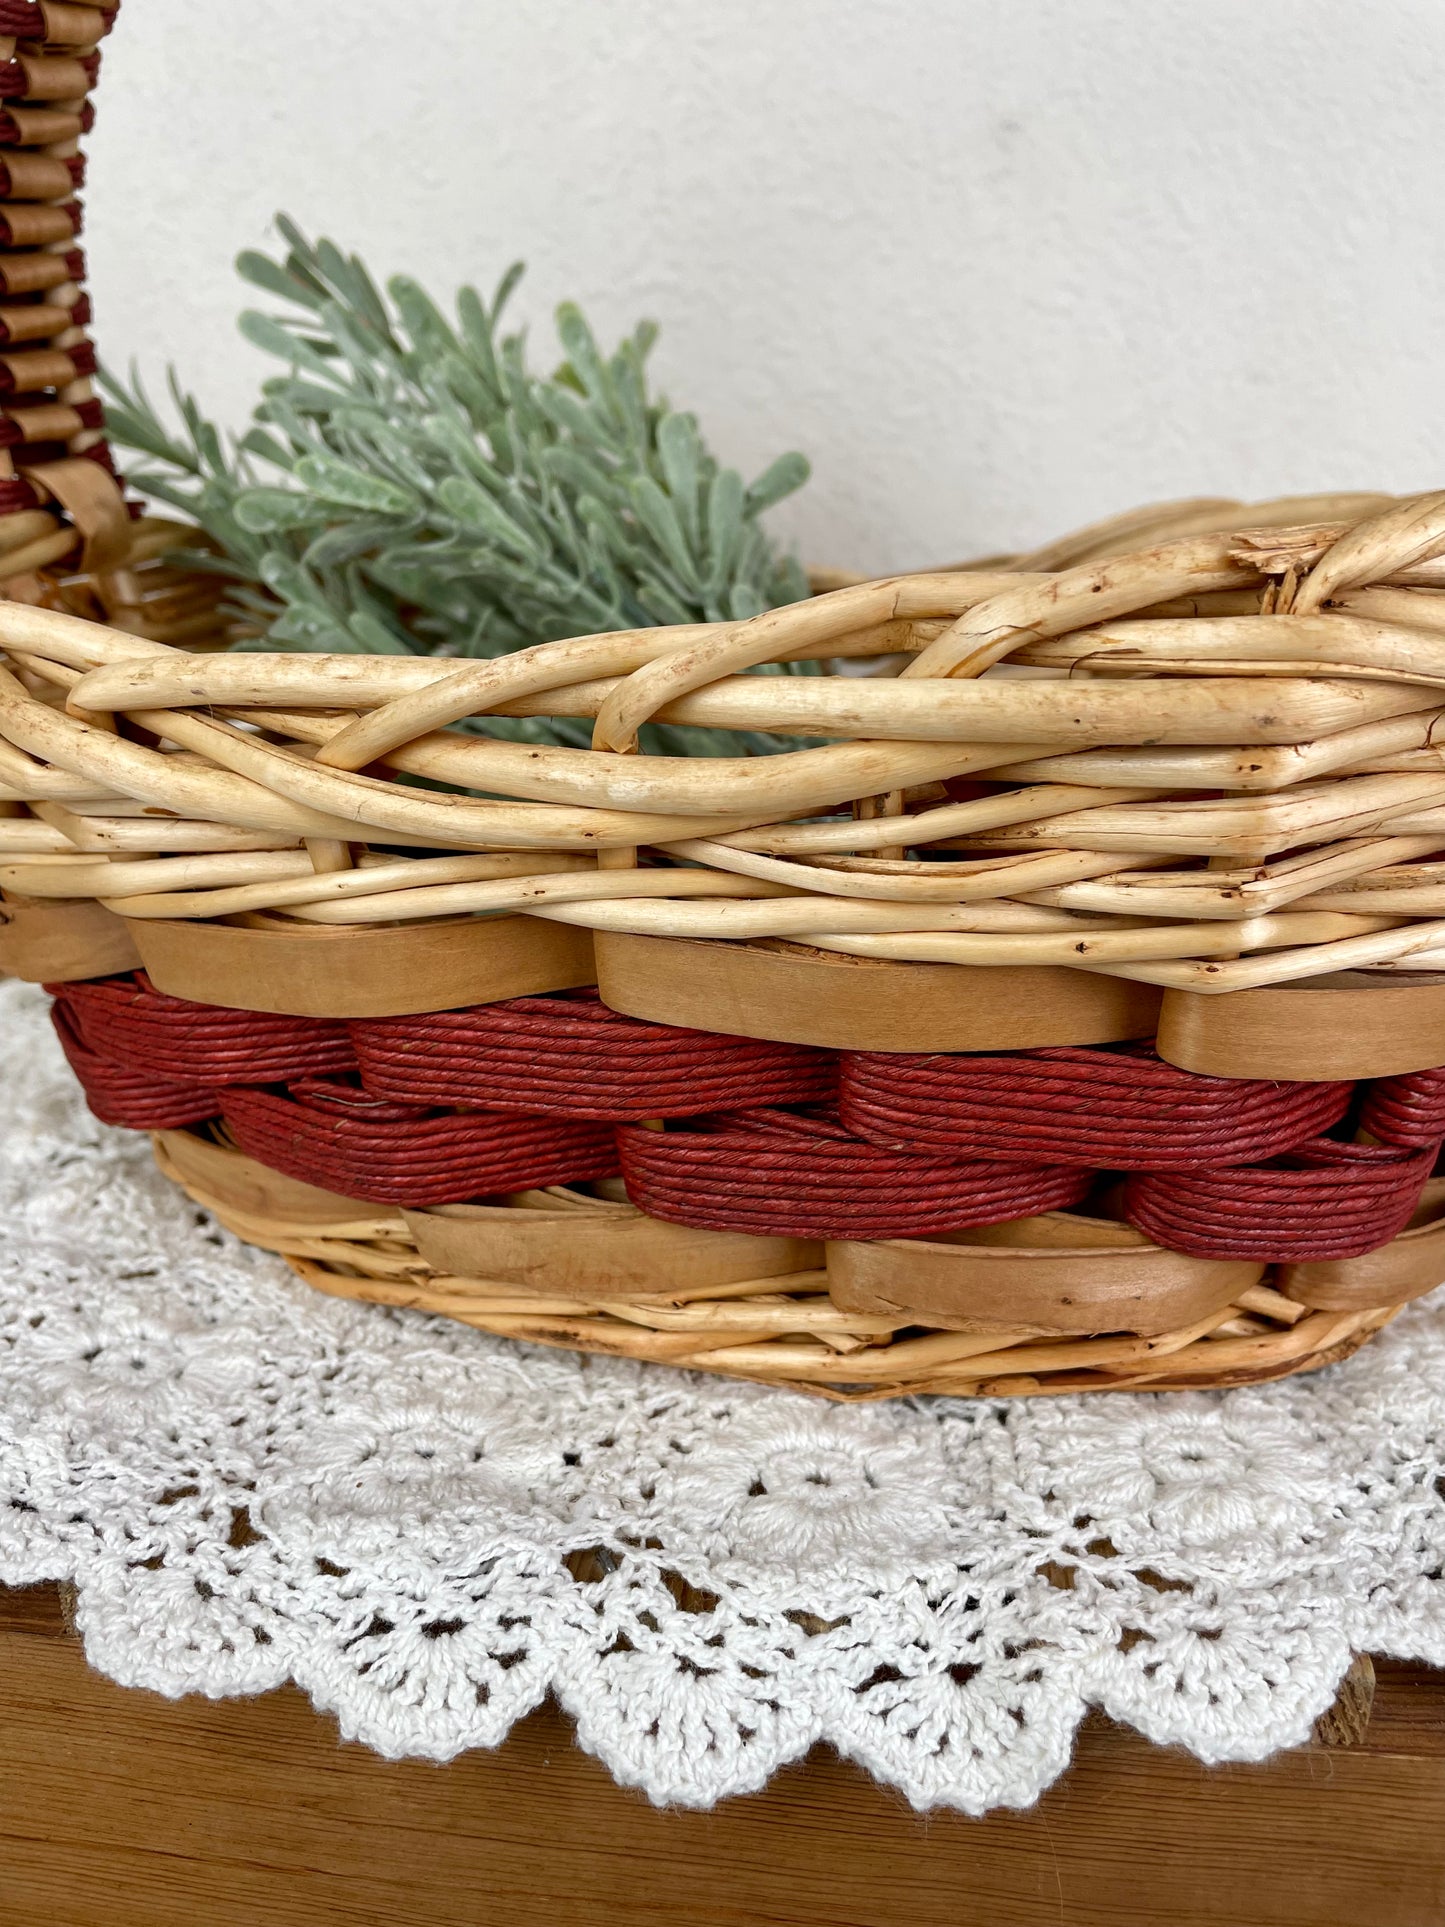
11,494,1445,1003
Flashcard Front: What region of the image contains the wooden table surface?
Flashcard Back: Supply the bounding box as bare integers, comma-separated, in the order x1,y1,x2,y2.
1,1582,1442,1927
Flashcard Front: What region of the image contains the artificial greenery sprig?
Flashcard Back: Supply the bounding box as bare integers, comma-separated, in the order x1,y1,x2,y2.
101,217,816,753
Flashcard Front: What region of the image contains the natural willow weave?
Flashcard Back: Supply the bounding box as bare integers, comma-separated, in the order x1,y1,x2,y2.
6,492,1445,992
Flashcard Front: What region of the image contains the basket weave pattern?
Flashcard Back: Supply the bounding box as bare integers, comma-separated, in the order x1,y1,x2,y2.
7,495,1445,987
10,492,1445,1393
0,0,126,581
32,968,1445,1399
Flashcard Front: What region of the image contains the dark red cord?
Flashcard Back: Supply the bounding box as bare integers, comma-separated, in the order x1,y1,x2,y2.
840,1043,1352,1170
351,990,835,1121
50,1001,218,1130
1125,1138,1435,1261
618,1107,1092,1241
1358,1067,1445,1149
220,1080,617,1207
50,973,356,1085
44,980,1445,1261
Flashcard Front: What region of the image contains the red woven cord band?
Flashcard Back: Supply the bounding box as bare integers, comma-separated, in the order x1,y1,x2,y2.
1124,1137,1436,1260
0,476,37,514
49,973,357,1085
50,1002,218,1131
1358,1067,1445,1148
220,1080,618,1206
350,990,836,1121
13,433,110,469
618,1106,1093,1240
840,1042,1352,1170
39,979,1445,1256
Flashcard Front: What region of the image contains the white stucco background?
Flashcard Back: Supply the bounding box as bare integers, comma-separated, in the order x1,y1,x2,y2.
83,0,1445,575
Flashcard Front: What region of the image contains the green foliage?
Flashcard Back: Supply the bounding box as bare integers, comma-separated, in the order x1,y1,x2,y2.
100,218,817,755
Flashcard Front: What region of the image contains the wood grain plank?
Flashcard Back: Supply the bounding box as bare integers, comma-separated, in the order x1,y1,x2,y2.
0,1581,71,1639
3,1586,1445,1927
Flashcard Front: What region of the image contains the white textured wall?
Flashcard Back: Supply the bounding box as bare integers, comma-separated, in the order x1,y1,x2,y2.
84,0,1445,575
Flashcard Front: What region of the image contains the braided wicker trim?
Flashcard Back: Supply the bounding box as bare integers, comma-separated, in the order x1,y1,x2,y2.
0,0,126,578
13,495,1445,995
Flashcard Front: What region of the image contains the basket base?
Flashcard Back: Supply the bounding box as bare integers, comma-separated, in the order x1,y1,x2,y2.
149,1128,1402,1401
826,1213,1263,1335
595,933,1164,1051
403,1193,821,1296
130,912,597,1017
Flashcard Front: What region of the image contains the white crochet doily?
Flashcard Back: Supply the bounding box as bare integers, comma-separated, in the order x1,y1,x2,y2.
3,978,1444,1812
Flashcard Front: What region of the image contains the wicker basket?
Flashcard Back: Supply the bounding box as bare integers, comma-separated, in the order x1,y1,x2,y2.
11,487,1445,1397
0,3,228,640
4,17,1445,1397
